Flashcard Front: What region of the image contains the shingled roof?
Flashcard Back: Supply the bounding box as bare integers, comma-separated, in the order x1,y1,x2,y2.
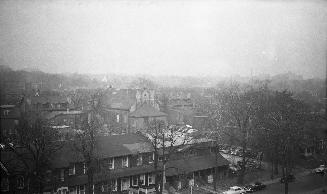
129,103,167,118
165,154,229,176
51,133,154,168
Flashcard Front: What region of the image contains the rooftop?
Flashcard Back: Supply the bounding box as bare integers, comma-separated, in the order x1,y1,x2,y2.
129,103,167,118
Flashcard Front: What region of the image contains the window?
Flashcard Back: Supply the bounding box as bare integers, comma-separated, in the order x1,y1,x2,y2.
116,114,120,123
1,177,9,192
121,178,130,191
101,183,108,192
108,158,114,170
148,174,155,185
83,163,87,174
123,115,128,123
149,153,154,164
57,187,68,194
3,110,10,116
69,186,77,194
139,174,145,185
132,176,138,186
45,170,52,182
79,185,85,194
60,169,65,181
122,156,129,168
16,176,24,189
111,179,117,191
69,164,75,175
137,155,143,166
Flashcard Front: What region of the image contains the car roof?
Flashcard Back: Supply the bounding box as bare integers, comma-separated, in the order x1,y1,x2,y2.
230,186,241,189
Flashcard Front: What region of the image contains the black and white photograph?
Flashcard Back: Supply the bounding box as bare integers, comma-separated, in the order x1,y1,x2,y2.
0,0,326,193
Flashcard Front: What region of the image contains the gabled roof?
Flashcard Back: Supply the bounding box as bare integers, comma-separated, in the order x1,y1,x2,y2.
129,103,167,118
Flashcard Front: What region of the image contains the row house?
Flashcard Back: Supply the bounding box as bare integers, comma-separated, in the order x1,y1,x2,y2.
1,134,230,194
43,133,158,194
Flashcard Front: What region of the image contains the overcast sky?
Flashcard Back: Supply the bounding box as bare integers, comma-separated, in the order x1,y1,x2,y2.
0,0,326,78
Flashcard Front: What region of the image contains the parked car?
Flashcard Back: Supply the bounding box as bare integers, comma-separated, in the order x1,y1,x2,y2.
223,186,247,194
280,174,295,183
244,182,266,193
313,165,327,175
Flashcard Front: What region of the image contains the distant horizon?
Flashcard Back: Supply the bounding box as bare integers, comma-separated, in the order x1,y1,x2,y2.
3,64,325,81
1,0,326,79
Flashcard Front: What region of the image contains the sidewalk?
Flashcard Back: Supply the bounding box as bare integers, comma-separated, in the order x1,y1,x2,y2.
261,169,312,186
196,168,313,194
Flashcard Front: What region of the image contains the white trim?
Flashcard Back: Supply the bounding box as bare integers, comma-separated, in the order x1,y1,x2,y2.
111,179,117,191
116,114,120,123
83,163,87,174
109,158,115,170
122,156,129,168
69,164,76,175
148,174,155,185
132,176,138,186
149,152,154,164
137,155,143,166
121,178,130,191
79,185,85,194
140,174,146,186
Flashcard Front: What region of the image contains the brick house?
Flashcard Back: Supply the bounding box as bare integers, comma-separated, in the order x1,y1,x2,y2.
102,88,167,134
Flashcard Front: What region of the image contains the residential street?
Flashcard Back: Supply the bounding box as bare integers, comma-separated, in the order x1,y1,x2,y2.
256,173,326,194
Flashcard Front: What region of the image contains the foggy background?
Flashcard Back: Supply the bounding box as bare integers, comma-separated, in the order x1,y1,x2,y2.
0,0,326,78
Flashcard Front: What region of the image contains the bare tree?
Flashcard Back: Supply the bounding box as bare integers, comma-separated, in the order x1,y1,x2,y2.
145,120,192,193
256,91,308,194
1,111,62,194
72,90,106,193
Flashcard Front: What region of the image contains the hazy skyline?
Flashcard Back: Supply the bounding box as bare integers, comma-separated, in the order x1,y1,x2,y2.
0,0,326,78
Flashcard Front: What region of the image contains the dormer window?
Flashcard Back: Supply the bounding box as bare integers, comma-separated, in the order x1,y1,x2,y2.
149,153,154,164
68,163,75,175
108,158,114,170
83,163,87,174
137,155,143,166
122,156,128,168
116,114,120,123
